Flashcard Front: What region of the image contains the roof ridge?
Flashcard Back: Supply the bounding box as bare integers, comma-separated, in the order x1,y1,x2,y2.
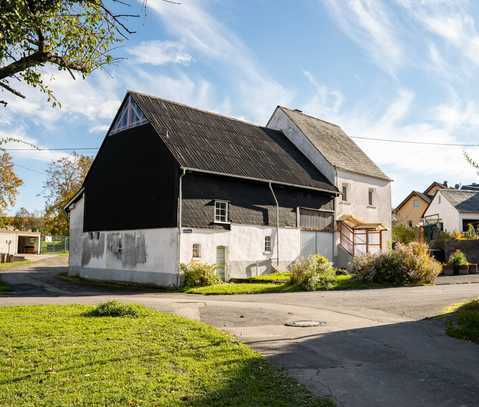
278,105,341,128
128,90,268,129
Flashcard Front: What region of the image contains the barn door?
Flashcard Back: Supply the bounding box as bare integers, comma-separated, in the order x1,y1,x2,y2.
299,208,334,261
216,246,226,281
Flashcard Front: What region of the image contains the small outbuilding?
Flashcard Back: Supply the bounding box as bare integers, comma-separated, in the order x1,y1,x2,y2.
0,230,41,256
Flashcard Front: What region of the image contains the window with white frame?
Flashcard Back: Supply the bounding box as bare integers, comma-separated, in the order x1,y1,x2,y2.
192,243,201,258
368,188,375,206
264,236,272,253
413,199,420,208
109,96,147,135
214,200,229,223
341,183,349,202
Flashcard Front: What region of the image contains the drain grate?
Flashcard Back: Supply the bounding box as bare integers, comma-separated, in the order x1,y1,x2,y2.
284,320,327,327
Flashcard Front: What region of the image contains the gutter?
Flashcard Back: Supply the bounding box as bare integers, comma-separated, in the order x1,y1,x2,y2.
269,182,280,267
176,168,186,287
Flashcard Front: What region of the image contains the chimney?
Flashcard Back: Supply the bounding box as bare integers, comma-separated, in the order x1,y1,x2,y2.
443,180,448,188
455,183,460,189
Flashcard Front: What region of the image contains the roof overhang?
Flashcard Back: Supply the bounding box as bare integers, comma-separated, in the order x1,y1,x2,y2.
181,166,340,195
337,214,388,231
64,187,84,213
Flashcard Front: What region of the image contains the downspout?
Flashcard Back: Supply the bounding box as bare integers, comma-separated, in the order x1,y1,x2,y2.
177,168,186,287
268,182,280,267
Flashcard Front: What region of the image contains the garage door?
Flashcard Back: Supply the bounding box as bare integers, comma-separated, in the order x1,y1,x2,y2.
299,208,334,261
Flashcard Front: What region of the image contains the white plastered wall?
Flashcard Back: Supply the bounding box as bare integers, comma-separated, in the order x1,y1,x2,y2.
337,169,392,249
68,195,179,287
180,224,301,278
423,191,461,232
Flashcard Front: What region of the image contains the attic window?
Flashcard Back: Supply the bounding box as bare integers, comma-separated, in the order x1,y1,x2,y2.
214,200,229,224
109,96,147,135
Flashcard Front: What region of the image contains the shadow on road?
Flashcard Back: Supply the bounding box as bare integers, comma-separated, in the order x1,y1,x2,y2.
247,317,479,407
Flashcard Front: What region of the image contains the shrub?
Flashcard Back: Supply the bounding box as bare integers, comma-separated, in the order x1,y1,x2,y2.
448,249,468,267
392,224,418,244
181,262,220,288
464,224,478,240
348,242,442,286
83,301,147,318
290,254,336,291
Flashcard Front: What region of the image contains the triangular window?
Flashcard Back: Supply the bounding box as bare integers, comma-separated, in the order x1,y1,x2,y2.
109,96,147,135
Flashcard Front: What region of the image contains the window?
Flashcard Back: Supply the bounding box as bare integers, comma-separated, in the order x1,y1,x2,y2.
214,200,229,223
109,96,147,135
413,199,420,208
368,188,375,206
264,236,272,253
341,183,349,202
192,243,201,258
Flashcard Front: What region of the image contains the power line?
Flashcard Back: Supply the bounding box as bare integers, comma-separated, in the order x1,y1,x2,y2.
2,137,479,152
14,163,45,175
3,147,99,151
351,136,479,147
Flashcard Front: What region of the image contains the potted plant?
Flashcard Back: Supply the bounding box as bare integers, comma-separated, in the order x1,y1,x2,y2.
448,250,469,275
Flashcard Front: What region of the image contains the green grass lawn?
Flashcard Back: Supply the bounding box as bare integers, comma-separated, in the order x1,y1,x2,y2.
0,304,333,407
185,274,382,295
0,259,32,271
446,298,479,343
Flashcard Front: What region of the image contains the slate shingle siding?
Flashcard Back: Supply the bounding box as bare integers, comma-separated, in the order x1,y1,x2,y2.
182,173,334,229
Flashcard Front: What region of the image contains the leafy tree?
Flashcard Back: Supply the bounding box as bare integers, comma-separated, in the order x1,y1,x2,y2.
12,207,44,231
42,153,92,235
0,152,23,216
0,0,141,107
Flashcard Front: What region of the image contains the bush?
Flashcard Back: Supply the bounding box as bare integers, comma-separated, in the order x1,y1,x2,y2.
290,254,336,291
464,224,478,240
348,242,442,286
448,249,468,267
392,224,418,244
181,262,220,288
83,301,147,318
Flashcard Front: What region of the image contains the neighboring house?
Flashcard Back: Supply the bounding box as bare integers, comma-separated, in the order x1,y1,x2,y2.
0,230,41,256
65,92,339,287
423,189,479,232
267,106,392,266
394,182,446,227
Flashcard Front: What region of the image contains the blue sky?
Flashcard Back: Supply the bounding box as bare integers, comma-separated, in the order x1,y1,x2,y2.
3,0,479,214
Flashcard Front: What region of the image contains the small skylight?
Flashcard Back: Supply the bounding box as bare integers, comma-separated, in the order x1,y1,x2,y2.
109,96,147,135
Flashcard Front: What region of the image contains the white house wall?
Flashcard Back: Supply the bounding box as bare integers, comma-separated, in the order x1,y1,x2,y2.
68,197,179,286
267,108,337,184
0,232,18,255
180,224,303,278
423,191,460,232
336,169,392,249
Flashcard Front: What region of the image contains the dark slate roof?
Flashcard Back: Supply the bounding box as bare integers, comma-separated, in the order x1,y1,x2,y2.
441,189,479,213
277,106,391,181
129,91,337,193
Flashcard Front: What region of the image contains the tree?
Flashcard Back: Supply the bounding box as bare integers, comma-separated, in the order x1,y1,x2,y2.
392,224,418,245
42,153,92,235
0,0,141,107
12,207,43,231
0,152,23,216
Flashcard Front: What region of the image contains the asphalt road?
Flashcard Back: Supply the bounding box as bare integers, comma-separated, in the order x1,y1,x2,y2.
1,257,479,407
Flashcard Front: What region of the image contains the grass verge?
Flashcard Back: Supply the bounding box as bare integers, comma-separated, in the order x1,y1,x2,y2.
0,304,333,407
0,260,32,271
186,274,384,295
446,298,479,343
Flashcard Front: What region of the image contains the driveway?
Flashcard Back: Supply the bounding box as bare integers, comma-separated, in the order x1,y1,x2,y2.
1,257,479,407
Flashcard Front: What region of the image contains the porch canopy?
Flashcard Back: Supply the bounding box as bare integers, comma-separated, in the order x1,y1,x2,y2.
337,215,387,256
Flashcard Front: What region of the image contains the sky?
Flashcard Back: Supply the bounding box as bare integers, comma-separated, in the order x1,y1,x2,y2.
3,0,479,214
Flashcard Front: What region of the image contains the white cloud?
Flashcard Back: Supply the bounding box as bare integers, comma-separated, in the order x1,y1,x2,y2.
144,0,292,122
323,0,403,74
302,71,344,116
128,40,192,65
398,0,479,66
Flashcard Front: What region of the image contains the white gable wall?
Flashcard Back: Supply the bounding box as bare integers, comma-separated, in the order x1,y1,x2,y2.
337,169,392,249
267,107,337,184
423,191,461,232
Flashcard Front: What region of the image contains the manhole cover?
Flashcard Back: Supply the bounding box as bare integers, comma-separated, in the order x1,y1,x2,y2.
284,320,327,327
